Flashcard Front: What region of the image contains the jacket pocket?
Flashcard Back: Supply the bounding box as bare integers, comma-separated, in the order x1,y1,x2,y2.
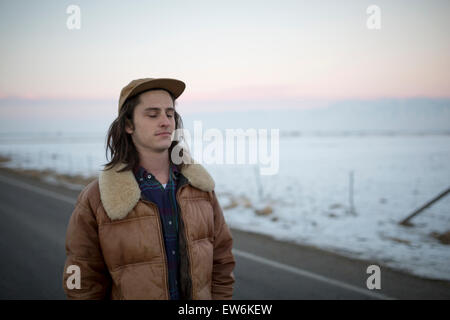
99,216,164,270
116,262,168,300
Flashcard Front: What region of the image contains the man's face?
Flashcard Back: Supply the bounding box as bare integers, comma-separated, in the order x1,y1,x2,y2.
125,89,175,154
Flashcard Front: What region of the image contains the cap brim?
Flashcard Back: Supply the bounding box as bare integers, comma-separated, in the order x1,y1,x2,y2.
128,78,186,100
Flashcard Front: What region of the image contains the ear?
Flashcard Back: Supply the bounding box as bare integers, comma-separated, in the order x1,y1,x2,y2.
125,118,134,134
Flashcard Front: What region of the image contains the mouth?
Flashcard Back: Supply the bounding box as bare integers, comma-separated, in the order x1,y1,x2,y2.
155,132,171,136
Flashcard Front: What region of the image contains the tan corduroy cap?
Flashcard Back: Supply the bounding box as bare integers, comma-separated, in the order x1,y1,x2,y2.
118,78,186,113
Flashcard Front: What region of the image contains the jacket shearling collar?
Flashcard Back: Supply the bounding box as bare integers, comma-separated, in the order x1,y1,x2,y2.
98,162,215,221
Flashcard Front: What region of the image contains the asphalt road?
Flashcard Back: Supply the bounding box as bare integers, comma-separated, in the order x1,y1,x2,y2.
1,168,449,300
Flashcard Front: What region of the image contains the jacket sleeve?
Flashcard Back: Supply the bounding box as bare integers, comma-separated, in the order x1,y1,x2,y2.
210,190,236,300
62,187,112,299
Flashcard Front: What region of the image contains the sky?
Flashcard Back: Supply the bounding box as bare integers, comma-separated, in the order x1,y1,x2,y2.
0,0,449,132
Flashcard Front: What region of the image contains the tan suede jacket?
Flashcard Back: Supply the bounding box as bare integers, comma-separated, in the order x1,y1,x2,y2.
62,162,235,300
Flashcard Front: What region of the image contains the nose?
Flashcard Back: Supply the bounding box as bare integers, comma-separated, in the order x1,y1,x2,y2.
159,113,171,127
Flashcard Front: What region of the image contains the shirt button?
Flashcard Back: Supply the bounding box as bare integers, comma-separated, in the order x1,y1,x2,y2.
147,174,152,179
172,250,176,255
169,221,172,225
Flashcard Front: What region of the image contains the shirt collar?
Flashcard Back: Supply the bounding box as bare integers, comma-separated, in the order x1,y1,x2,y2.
133,162,180,182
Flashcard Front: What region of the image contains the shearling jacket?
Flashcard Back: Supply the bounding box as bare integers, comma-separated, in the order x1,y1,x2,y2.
62,162,235,300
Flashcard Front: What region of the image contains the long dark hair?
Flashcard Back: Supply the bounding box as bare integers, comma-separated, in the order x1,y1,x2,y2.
103,88,185,173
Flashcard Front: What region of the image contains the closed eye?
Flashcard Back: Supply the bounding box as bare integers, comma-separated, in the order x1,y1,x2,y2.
148,114,173,118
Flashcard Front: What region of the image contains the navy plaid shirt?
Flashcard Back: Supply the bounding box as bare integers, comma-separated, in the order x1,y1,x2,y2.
133,163,181,300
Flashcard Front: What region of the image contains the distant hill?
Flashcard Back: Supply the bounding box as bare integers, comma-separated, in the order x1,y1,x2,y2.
182,98,450,135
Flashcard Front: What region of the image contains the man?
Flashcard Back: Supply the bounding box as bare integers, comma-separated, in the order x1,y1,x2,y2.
62,78,235,300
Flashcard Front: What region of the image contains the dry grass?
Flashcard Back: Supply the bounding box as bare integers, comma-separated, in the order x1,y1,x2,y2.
0,155,11,163
223,199,239,210
238,195,253,208
254,206,273,216
0,164,96,189
430,230,450,245
219,192,275,217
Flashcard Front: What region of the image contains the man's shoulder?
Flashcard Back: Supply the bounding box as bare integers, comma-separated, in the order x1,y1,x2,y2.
76,177,101,210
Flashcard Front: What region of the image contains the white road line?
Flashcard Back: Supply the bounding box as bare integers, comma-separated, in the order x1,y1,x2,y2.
1,172,395,300
0,174,77,205
233,249,395,300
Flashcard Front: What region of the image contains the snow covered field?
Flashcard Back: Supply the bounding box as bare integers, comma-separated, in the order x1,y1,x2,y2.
0,131,449,281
